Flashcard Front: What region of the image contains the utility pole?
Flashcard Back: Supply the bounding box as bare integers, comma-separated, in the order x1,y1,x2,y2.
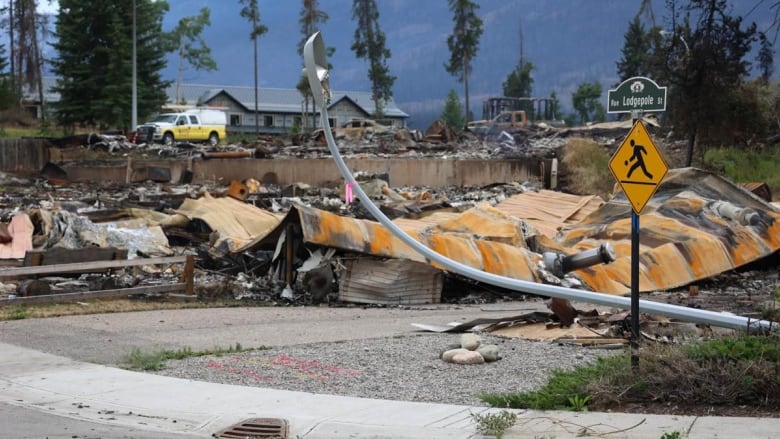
9,0,15,95
132,0,138,131
253,13,259,138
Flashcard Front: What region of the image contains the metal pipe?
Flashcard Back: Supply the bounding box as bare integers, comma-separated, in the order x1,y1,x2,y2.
711,201,759,226
564,243,616,273
544,243,615,277
306,32,772,333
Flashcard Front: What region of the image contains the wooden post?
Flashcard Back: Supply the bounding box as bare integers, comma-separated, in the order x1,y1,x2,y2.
285,223,294,286
183,254,195,295
125,156,133,184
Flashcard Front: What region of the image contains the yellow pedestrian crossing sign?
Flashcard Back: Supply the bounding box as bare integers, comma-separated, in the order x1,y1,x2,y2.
609,120,668,214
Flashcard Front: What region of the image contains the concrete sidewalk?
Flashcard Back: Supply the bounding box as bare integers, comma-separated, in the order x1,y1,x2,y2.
1,342,778,439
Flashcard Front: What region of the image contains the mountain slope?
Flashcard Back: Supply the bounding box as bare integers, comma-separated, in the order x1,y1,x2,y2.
159,0,776,128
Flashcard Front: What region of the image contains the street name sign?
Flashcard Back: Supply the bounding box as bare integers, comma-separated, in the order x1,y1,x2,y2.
608,76,667,114
609,120,669,214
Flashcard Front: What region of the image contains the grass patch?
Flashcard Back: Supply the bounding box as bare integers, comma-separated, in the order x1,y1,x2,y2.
2,306,31,320
481,335,780,412
0,298,261,321
480,355,624,410
704,146,780,200
560,137,615,199
121,343,263,371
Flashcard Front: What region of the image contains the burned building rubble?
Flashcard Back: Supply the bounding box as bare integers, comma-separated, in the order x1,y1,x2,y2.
0,119,777,338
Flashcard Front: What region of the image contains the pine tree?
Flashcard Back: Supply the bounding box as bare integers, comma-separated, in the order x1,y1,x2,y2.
616,17,659,83
0,43,7,74
11,0,46,118
503,61,533,98
50,0,170,131
440,89,465,129
503,60,534,117
0,42,14,112
445,0,483,122
169,7,217,104
656,0,760,165
239,0,268,137
351,0,395,118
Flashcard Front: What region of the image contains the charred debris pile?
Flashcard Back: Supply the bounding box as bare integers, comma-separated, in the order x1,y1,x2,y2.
0,118,777,340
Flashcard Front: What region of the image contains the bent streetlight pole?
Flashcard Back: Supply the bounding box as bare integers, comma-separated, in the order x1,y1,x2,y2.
304,32,772,334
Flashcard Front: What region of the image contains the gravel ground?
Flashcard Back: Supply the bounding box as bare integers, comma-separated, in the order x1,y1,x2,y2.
155,332,618,407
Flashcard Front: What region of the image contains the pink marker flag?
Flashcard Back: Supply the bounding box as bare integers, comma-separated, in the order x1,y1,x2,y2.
345,181,354,204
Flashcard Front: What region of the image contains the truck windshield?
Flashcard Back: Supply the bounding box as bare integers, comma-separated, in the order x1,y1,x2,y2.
149,114,178,124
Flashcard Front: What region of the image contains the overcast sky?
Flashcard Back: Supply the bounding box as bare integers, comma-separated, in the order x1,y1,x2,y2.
37,0,58,15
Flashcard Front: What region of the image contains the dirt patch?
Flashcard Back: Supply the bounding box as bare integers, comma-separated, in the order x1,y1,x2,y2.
613,402,780,418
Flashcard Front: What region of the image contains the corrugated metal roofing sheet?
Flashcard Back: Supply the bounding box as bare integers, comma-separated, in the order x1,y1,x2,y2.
495,190,605,238
553,168,780,294
339,258,442,305
174,193,283,253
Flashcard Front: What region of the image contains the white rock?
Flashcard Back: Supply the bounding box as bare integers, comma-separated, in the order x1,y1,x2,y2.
441,348,469,363
452,350,485,365
460,333,481,350
477,344,500,362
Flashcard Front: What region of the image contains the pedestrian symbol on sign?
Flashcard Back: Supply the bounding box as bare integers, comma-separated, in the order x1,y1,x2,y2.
608,120,669,214
625,139,653,180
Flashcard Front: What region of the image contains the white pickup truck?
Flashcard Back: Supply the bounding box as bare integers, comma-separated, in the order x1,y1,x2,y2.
139,108,227,146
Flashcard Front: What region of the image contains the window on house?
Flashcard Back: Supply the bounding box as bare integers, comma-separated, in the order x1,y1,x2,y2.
230,114,241,126
328,118,336,127
264,115,273,127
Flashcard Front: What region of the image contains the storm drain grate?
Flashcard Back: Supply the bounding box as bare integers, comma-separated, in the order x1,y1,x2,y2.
213,417,289,438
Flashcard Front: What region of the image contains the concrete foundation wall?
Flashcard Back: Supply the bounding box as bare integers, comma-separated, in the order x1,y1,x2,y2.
0,140,551,188
188,158,548,187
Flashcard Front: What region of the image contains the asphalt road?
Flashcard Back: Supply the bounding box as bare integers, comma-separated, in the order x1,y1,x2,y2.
0,302,547,438
0,401,193,439
0,302,546,365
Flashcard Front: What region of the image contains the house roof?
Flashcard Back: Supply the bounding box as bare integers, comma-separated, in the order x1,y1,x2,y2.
23,77,60,103
27,77,409,119
172,83,408,118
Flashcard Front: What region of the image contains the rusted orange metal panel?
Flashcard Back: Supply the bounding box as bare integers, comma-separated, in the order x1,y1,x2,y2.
296,207,424,262
555,169,780,294
284,204,543,283
432,204,529,247
427,235,484,270
475,240,539,282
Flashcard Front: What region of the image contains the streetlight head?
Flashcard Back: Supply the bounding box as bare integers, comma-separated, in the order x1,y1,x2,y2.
304,32,331,108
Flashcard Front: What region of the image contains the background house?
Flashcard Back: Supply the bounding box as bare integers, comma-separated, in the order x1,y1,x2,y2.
23,78,409,135
170,84,408,135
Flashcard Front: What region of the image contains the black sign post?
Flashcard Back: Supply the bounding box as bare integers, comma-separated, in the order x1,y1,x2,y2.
607,77,669,369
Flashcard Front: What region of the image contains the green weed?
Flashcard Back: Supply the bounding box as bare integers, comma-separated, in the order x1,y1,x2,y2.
121,343,262,371
470,410,517,439
122,347,167,371
4,306,30,320
567,394,590,411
